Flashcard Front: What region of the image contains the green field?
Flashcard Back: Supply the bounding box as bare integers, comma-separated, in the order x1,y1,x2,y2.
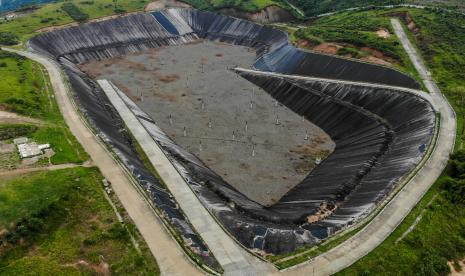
290,0,465,17
183,0,287,12
292,9,421,82
325,7,465,275
267,6,465,271
0,51,55,119
0,0,151,43
406,8,465,149
0,50,87,164
340,154,465,275
290,0,402,16
0,167,159,275
0,124,37,140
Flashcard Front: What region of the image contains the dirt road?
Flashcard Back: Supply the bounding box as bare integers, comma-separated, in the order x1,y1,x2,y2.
0,161,92,178
0,110,45,125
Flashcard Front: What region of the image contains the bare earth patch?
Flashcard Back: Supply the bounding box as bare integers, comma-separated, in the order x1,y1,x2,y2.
448,260,465,275
361,56,392,66
376,28,391,38
145,0,191,11
312,42,342,55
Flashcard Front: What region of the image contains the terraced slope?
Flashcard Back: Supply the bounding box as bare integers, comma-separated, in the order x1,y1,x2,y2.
28,8,435,255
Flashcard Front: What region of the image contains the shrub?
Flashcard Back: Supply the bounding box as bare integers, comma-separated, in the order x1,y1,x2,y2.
114,8,126,14
0,124,38,140
107,224,129,241
0,32,19,46
40,18,53,23
61,3,89,22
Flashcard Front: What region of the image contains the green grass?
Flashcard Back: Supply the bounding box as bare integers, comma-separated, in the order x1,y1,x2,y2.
0,32,19,45
339,161,465,275
291,0,402,17
0,124,38,140
404,8,465,149
180,0,287,13
32,126,86,164
61,2,89,22
0,0,151,43
408,0,465,11
0,51,52,118
329,7,465,275
293,8,422,83
0,167,159,275
0,50,88,164
290,0,465,17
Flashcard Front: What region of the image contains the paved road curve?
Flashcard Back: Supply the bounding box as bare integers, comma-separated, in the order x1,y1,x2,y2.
284,18,456,276
3,16,455,275
3,48,203,276
98,79,278,276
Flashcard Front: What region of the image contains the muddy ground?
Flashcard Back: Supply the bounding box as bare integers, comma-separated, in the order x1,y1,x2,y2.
80,41,335,206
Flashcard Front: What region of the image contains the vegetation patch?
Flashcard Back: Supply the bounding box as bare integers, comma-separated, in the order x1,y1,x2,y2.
0,0,152,43
0,50,88,164
289,0,465,17
339,151,465,275
0,50,53,119
31,126,85,164
0,167,159,275
61,2,89,22
402,8,465,149
0,124,38,140
182,0,286,13
293,8,420,81
0,32,19,46
328,7,465,275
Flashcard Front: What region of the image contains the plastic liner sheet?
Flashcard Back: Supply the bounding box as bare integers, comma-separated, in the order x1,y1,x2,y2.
55,58,220,269
27,8,434,254
29,8,420,89
153,11,180,35
113,69,435,254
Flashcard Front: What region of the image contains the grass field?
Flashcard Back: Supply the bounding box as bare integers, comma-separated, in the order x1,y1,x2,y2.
0,167,159,275
292,9,421,83
339,156,465,275
0,51,55,119
290,0,465,17
0,50,87,164
326,7,465,275
405,8,465,149
267,7,465,271
183,0,287,12
0,0,151,43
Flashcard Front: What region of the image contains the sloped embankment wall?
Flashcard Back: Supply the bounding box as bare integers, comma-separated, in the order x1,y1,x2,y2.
28,8,434,255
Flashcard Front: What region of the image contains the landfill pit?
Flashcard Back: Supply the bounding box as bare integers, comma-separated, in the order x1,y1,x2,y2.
80,41,335,206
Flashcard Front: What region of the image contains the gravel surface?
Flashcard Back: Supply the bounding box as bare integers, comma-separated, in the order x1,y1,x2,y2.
80,41,334,206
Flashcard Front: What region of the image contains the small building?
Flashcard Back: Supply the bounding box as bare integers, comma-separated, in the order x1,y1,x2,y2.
38,144,50,150
13,137,28,145
17,142,42,159
15,137,52,159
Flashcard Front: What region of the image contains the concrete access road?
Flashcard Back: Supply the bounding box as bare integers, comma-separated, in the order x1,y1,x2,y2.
3,48,202,276
284,18,456,275
3,16,455,275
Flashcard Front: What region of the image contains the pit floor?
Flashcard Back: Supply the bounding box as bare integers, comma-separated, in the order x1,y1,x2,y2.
80,41,335,206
